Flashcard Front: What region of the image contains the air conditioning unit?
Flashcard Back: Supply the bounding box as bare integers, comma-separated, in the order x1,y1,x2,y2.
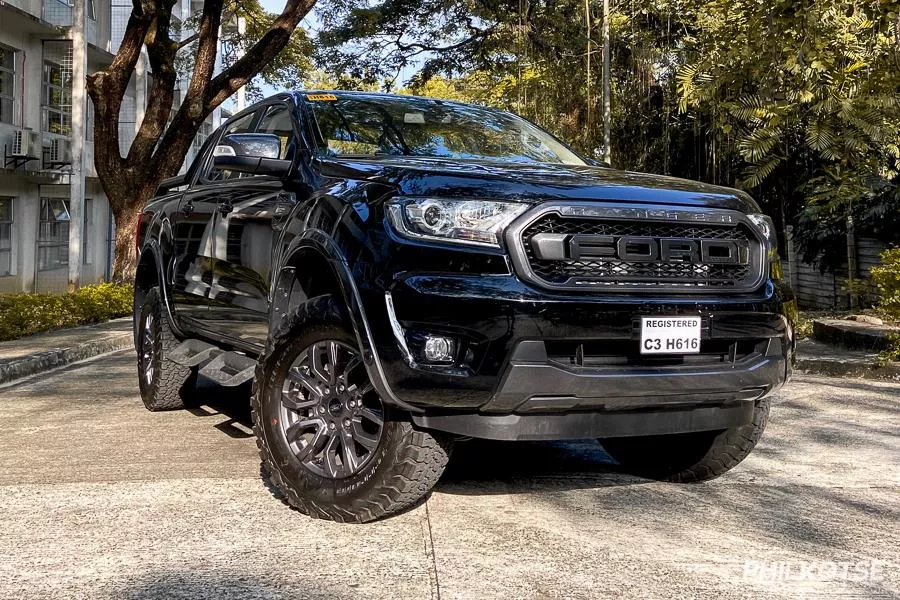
10,130,40,157
49,138,72,165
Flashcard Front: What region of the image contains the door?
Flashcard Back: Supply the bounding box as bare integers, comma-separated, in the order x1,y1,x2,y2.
171,110,258,332
204,102,300,348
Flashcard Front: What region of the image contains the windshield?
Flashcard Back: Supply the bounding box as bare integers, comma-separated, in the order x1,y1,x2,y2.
305,94,586,166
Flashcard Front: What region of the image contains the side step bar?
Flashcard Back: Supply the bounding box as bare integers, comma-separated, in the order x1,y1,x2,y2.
168,339,222,367
198,352,257,387
168,339,257,387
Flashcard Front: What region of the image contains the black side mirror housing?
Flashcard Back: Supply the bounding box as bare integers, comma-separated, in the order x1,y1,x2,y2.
213,133,292,177
156,173,188,194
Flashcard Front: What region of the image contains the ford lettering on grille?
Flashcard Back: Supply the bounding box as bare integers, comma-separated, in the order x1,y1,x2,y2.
531,234,750,266
506,203,767,293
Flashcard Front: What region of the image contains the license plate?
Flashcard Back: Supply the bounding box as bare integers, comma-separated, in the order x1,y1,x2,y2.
640,316,701,354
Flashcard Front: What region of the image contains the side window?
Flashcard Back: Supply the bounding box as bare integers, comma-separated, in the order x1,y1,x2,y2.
205,111,257,182
256,104,297,160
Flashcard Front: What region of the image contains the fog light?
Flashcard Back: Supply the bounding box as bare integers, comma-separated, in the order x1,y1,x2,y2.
423,336,455,363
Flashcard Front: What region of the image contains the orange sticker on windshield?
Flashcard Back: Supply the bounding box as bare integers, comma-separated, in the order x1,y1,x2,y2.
306,93,337,101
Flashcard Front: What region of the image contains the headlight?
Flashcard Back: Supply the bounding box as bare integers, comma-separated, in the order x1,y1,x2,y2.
386,197,528,247
748,213,782,280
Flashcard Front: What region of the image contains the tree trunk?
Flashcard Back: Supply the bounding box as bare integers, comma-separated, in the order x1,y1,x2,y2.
85,0,317,284
110,198,140,284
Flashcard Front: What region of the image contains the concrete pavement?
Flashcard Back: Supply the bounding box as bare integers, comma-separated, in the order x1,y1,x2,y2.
0,351,897,599
0,318,132,386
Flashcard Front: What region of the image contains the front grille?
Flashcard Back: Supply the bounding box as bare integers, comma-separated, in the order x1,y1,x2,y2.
510,205,765,292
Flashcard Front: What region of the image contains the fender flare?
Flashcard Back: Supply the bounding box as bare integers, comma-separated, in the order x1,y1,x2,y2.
272,229,419,412
135,239,186,343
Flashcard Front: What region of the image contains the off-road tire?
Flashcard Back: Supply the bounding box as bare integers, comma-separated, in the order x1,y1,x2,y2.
599,399,770,482
136,287,195,411
252,295,452,523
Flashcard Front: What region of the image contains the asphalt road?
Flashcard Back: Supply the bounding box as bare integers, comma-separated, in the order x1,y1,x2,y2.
0,350,897,599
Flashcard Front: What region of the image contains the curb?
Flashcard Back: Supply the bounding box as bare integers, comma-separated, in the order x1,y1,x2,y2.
795,357,900,381
0,332,134,387
811,319,896,352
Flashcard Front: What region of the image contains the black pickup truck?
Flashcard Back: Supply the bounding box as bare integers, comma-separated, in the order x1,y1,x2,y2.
134,91,794,522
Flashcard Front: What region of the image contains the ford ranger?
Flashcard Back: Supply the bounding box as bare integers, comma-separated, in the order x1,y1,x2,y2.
133,91,794,522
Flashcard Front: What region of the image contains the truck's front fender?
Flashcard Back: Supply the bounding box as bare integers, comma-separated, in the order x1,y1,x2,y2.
271,229,418,412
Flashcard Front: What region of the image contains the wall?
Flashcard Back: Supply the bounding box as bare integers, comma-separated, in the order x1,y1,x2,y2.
783,228,885,310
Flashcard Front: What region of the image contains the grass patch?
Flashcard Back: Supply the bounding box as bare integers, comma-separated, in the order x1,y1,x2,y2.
0,283,132,342
795,312,813,340
876,333,900,365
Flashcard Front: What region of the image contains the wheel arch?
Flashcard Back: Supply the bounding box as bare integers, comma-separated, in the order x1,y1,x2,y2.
133,240,183,344
271,230,417,412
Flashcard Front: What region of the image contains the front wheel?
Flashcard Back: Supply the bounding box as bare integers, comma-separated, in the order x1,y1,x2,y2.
252,298,451,522
599,399,770,482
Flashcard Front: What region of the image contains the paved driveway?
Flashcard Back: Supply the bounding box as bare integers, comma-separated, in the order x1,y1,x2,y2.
0,351,897,599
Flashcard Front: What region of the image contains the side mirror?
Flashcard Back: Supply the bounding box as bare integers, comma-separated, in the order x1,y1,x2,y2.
213,133,291,177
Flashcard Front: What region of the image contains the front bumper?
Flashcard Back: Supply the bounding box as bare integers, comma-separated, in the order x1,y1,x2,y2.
410,336,783,440
486,337,785,413
358,267,793,425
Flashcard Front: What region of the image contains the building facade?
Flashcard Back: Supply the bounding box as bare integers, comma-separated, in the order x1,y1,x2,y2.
0,0,220,293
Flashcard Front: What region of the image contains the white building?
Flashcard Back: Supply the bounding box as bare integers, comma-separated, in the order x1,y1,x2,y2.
0,0,221,293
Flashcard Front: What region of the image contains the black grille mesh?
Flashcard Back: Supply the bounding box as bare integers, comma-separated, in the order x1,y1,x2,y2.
521,214,758,289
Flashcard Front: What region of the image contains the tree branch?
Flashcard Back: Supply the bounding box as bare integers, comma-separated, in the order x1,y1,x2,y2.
204,0,317,108
177,32,200,48
392,26,497,54
128,0,179,165
184,0,225,117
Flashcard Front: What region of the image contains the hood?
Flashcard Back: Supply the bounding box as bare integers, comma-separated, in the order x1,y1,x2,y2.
315,156,761,213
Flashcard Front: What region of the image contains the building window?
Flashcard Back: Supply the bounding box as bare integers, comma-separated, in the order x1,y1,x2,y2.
38,198,70,271
0,198,12,276
42,60,72,136
0,44,16,125
52,0,95,18
193,121,213,152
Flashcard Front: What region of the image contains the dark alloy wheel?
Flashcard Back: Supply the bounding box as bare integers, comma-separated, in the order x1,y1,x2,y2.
253,295,452,523
139,311,157,389
279,340,384,479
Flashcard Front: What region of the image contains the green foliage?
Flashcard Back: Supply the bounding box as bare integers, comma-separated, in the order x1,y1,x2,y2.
0,284,133,342
877,332,900,364
795,176,900,265
871,248,900,319
303,69,382,92
795,313,814,341
676,0,900,260
842,277,877,303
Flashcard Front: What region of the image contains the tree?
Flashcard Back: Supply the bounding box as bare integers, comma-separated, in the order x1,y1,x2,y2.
315,0,900,270
676,0,900,246
88,0,316,282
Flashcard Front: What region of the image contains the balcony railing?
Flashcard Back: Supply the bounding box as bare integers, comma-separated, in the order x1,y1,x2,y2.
42,0,100,46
